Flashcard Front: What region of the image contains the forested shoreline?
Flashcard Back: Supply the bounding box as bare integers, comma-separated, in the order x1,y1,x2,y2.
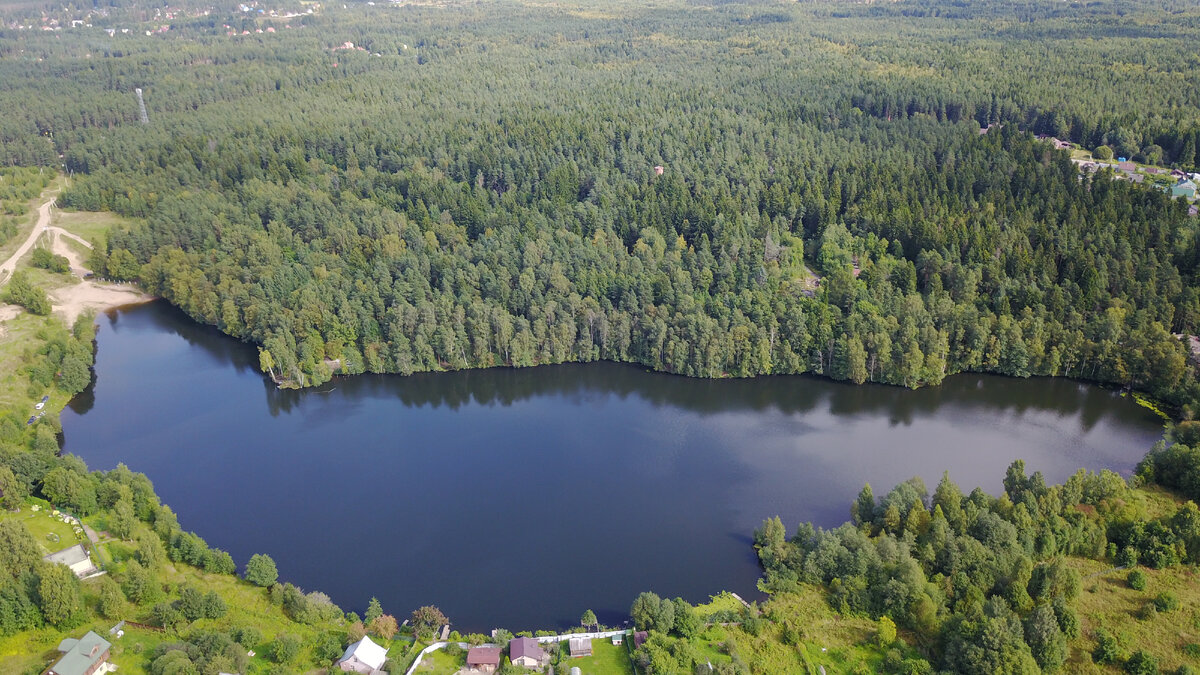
3,0,1200,670
0,0,1195,408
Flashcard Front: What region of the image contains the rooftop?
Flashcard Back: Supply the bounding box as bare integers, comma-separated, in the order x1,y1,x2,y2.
43,544,90,567
339,636,388,670
467,646,502,666
48,631,110,675
510,636,546,661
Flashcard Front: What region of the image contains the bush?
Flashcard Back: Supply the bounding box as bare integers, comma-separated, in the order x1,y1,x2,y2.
31,248,70,273
1124,650,1158,675
1138,602,1158,621
268,634,300,663
1153,591,1179,612
877,615,897,646
230,626,261,648
1093,629,1123,665
1128,570,1147,591
2,271,50,315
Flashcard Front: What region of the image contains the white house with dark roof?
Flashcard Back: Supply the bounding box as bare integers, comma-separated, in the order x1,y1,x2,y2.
509,637,548,668
338,636,388,674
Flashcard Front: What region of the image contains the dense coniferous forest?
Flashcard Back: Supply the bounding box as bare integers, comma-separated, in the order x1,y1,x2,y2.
4,0,1200,672
0,0,1197,404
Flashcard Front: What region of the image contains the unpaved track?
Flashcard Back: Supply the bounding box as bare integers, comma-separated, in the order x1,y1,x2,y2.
0,192,153,325
47,226,93,277
0,197,55,286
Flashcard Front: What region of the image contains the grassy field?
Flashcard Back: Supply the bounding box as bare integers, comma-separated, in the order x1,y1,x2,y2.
412,645,465,674
0,499,84,556
0,310,52,409
693,591,747,619
52,209,127,250
1067,558,1200,673
0,172,62,264
563,638,635,675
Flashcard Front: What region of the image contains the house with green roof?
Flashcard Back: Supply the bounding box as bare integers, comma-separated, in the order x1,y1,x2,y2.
1172,179,1197,199
46,631,111,675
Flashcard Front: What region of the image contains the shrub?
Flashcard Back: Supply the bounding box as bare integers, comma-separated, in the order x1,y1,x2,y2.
268,634,300,663
1093,629,1122,665
1128,570,1147,591
1124,650,1158,675
1153,591,1179,612
877,615,897,646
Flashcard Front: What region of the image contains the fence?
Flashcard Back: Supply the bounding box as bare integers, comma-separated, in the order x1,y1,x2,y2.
403,630,633,675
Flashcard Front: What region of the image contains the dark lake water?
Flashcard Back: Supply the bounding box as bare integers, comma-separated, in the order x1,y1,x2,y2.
62,301,1165,631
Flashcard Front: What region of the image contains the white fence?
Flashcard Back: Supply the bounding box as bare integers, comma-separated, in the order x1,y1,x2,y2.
403,630,632,675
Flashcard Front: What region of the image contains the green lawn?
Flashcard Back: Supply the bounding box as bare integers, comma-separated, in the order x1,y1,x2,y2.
0,499,85,556
412,645,465,674
52,209,130,250
563,638,635,675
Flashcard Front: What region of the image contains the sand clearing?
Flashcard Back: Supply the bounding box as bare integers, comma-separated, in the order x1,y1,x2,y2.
0,194,155,327
50,282,153,325
47,226,93,278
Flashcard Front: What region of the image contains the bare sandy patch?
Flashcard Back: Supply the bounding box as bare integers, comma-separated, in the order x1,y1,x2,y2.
50,281,154,325
48,227,93,278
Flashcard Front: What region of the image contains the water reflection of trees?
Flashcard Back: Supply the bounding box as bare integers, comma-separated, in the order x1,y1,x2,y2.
132,298,1151,431
260,361,1142,431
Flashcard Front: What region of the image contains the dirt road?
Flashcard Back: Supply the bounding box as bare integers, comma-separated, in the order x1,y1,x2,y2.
0,193,153,324
47,225,93,277
0,197,55,287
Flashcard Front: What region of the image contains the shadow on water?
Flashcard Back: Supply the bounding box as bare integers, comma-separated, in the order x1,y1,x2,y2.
60,302,1166,631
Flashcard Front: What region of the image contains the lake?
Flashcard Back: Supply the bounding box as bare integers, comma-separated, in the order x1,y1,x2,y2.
62,302,1165,631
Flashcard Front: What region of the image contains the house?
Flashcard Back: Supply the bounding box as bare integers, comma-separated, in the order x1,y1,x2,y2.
654,165,664,176
568,637,592,658
633,631,648,649
337,636,388,674
1171,180,1197,199
509,637,548,669
466,646,502,673
46,631,111,675
1117,161,1137,172
42,545,100,579
611,633,623,645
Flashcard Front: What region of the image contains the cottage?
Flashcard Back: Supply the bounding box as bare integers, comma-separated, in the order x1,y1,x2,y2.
46,631,111,675
337,636,388,674
1117,161,1137,172
43,544,100,579
568,637,592,658
1171,180,1197,199
611,633,624,645
466,646,502,673
509,637,548,669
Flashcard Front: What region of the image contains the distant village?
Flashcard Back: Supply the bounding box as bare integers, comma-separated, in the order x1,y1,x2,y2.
1053,140,1199,217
